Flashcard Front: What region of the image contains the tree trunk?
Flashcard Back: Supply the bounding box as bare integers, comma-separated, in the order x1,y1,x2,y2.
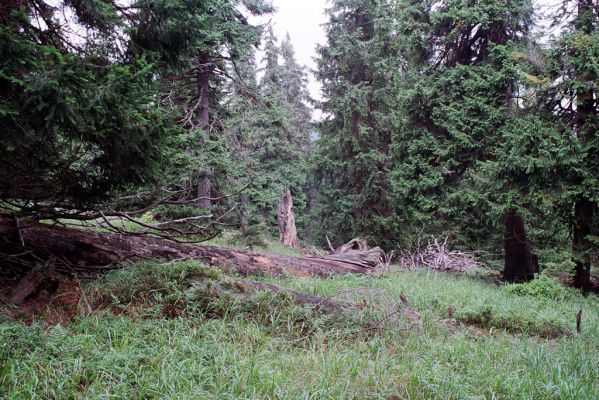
277,187,300,248
196,52,211,131
572,199,593,292
330,237,368,254
503,209,535,282
570,0,597,293
197,168,213,209
196,51,212,209
0,216,387,278
502,71,536,283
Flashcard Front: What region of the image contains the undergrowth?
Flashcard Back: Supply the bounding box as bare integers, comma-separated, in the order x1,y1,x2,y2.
1,262,598,399
504,273,576,300
85,261,366,340
455,303,571,338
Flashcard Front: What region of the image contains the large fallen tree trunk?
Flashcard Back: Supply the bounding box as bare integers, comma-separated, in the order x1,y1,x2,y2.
0,215,388,277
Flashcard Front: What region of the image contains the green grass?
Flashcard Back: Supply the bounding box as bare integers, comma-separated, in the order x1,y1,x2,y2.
1,262,598,399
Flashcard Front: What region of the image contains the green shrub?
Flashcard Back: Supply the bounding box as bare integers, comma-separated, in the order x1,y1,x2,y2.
504,274,574,300
536,249,576,275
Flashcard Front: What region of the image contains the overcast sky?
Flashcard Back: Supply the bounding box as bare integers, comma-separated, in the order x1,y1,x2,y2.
262,0,563,110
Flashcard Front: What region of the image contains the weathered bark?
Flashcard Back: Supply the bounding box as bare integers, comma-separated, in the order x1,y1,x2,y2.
196,51,211,131
503,209,535,282
197,168,213,209
277,187,299,248
330,238,368,254
328,237,392,270
0,215,384,277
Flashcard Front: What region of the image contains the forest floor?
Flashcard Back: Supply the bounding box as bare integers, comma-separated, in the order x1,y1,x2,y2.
1,237,598,399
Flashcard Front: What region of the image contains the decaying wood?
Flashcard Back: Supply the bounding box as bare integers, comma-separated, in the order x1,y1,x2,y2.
10,267,48,304
277,187,299,248
0,215,386,277
327,237,393,270
7,268,82,314
398,236,483,272
330,238,369,254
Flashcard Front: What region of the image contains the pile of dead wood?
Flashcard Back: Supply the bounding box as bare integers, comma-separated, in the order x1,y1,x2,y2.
398,236,485,272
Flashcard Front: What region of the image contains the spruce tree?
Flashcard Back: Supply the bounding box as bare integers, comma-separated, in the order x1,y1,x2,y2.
131,0,273,213
223,29,312,235
0,1,169,216
312,0,400,246
280,33,313,151
389,0,538,251
543,0,599,291
0,0,274,241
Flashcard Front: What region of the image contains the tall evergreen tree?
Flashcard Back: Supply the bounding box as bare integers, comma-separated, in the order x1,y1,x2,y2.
389,0,539,252
0,0,274,244
131,0,273,212
223,29,312,235
383,0,589,284
280,33,312,150
543,0,599,291
312,0,400,247
0,1,169,216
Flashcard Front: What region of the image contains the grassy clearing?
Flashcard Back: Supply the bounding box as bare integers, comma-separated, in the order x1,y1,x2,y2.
1,261,598,399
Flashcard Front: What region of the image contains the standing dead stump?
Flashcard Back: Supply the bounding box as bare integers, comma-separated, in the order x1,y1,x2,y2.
277,187,300,249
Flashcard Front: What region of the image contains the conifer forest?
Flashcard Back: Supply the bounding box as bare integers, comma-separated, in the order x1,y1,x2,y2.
1,1,599,399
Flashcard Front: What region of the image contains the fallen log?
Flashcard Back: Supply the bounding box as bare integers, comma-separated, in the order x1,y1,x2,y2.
327,237,393,270
0,215,386,277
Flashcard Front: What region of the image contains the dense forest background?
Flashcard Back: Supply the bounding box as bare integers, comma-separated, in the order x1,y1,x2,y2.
1,0,598,291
